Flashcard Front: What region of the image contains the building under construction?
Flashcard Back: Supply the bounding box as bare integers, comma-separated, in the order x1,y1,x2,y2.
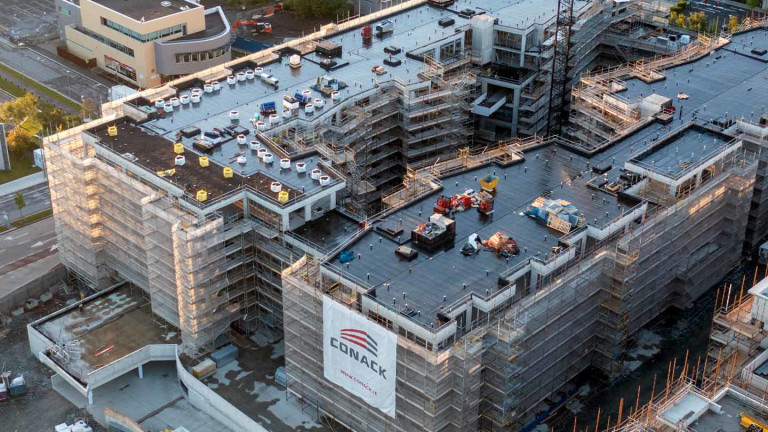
602,264,768,432
281,26,768,432
34,0,768,430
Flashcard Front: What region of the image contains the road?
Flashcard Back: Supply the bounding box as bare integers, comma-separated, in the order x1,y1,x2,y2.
688,0,748,22
0,181,50,223
0,40,111,107
0,216,56,271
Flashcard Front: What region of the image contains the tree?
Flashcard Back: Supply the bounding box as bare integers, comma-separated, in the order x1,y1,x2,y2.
6,127,38,154
687,11,707,32
746,0,762,9
81,98,100,121
728,15,739,33
0,93,40,126
14,192,25,219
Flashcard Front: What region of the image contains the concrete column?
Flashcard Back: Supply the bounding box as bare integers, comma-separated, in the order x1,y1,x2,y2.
519,32,527,68
330,192,336,210
281,212,290,231
138,364,144,379
305,203,313,221
242,196,250,220
88,389,93,405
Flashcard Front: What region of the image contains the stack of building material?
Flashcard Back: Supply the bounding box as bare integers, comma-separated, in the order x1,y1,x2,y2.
192,359,216,379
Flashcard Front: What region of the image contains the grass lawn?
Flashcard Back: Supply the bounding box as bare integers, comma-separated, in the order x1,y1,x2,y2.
0,209,52,233
0,152,42,184
0,63,81,112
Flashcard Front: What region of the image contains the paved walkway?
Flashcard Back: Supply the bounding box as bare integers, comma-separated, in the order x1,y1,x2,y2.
0,171,46,196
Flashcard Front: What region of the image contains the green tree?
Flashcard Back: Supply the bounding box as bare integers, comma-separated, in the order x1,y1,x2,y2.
6,127,38,154
14,192,25,219
746,0,762,9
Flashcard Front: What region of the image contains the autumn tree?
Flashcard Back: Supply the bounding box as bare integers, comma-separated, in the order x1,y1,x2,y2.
6,127,38,154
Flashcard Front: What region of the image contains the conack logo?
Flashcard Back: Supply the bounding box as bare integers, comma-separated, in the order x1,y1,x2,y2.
330,328,388,379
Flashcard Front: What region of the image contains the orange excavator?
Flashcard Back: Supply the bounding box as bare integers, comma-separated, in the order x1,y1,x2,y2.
232,21,272,34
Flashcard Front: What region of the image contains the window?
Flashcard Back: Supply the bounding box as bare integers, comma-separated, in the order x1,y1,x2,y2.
79,27,134,57
101,17,186,43
104,55,136,81
174,46,231,64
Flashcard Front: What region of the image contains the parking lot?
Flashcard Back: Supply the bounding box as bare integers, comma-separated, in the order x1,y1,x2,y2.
0,0,57,41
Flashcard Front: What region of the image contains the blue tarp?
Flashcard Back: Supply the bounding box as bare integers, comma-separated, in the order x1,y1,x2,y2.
232,36,272,53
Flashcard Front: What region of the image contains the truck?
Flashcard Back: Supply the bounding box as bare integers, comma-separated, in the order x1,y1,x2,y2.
283,95,299,111
259,101,277,115
294,91,310,105
375,20,393,34
259,72,279,88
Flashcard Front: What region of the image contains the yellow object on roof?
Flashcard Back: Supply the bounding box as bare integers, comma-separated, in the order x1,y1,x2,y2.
107,125,118,136
196,190,208,202
278,190,289,203
741,412,768,431
199,156,209,167
156,169,175,178
174,142,185,154
223,167,234,178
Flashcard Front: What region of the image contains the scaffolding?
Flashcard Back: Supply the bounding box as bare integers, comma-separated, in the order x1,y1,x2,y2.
566,33,731,153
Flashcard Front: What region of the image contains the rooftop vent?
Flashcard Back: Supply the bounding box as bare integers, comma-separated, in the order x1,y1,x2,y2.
161,1,172,7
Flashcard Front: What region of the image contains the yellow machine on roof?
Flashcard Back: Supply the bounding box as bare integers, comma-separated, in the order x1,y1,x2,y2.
741,412,768,431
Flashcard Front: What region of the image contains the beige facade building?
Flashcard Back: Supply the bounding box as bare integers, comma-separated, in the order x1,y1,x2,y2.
56,0,232,88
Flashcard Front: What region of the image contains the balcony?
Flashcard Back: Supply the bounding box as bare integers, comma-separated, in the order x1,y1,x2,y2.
471,91,507,117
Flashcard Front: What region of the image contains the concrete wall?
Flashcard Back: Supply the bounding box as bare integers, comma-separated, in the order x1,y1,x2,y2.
105,407,148,432
0,263,68,315
56,0,82,41
174,351,268,432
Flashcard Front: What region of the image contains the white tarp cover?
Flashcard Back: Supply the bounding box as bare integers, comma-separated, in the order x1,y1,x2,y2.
323,296,397,417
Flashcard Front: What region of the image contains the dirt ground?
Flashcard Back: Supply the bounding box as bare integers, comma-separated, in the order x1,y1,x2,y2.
200,0,341,45
0,296,105,432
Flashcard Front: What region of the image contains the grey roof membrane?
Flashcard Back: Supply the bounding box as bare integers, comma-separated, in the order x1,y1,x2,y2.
326,30,768,327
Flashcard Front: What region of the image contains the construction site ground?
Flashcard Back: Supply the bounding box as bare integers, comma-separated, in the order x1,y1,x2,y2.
549,260,756,430
0,296,106,432
201,335,329,432
217,3,332,46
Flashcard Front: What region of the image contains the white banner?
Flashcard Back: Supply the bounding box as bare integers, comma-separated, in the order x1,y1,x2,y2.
323,296,397,418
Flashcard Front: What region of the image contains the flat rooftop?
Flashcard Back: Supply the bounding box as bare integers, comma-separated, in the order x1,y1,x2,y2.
688,393,766,431
91,121,341,206
173,7,227,42
138,0,589,146
629,125,732,179
90,0,200,21
619,31,768,127
34,283,179,383
465,0,589,29
323,29,768,328
330,148,630,327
